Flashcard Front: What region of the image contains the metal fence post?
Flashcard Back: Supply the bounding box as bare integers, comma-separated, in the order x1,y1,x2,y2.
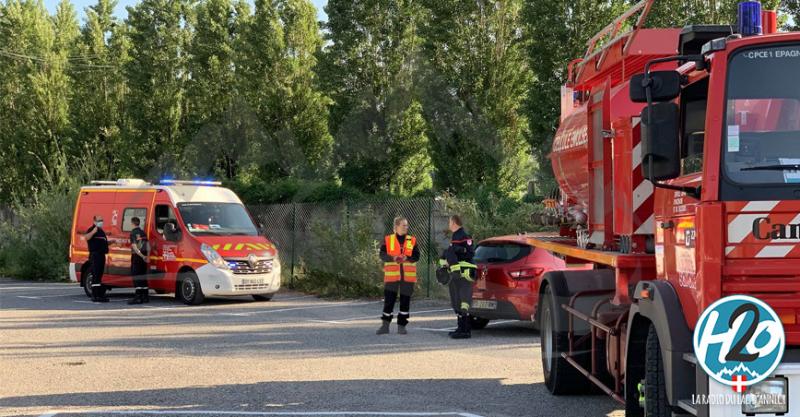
427,198,433,298
290,202,296,287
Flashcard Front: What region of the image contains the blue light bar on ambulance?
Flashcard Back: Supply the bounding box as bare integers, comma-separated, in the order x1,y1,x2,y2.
160,179,222,186
738,1,762,37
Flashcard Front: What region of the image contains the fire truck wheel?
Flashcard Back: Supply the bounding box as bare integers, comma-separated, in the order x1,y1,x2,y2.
643,324,669,417
469,316,490,330
540,285,587,394
252,295,272,301
177,271,205,305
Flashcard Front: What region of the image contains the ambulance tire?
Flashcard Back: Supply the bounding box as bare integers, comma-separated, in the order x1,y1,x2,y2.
252,295,272,301
82,270,93,298
540,285,588,395
177,270,205,305
644,324,670,417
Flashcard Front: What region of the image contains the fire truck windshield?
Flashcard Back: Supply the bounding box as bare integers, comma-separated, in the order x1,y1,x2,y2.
177,202,258,236
723,43,800,186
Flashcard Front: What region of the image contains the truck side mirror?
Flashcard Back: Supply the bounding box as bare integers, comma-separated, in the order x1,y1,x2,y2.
641,102,681,181
164,222,182,242
630,71,682,103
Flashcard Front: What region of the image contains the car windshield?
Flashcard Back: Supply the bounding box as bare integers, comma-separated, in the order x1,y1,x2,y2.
177,202,258,236
473,243,531,264
724,44,800,184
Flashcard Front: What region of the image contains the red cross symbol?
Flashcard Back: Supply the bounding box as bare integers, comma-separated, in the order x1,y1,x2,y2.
732,374,748,393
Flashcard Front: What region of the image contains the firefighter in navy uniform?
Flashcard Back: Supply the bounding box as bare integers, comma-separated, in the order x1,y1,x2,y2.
84,215,109,303
376,216,420,335
440,215,477,339
128,217,150,305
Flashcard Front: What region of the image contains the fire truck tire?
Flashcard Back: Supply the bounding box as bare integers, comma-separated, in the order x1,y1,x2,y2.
541,285,588,395
469,316,490,330
252,295,272,301
644,324,670,417
177,271,205,305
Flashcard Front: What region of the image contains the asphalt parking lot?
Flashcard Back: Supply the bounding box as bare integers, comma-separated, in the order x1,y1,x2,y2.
0,279,624,417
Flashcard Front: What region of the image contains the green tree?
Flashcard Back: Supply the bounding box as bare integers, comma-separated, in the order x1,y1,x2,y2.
122,0,189,177
322,0,432,194
0,0,77,199
420,0,532,197
69,0,129,177
236,0,333,182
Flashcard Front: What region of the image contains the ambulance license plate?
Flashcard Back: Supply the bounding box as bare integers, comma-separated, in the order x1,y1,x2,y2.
242,278,264,285
473,300,497,310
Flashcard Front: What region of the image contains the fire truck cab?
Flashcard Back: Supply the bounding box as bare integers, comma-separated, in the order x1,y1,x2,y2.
69,179,281,305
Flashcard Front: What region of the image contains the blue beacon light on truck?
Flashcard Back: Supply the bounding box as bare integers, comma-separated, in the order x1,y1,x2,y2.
738,1,763,37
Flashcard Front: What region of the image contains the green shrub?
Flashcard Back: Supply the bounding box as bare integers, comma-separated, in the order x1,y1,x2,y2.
293,208,384,298
440,191,552,241
0,181,80,281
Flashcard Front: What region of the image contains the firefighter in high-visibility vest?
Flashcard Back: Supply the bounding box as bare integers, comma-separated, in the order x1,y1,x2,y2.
439,215,477,339
376,216,420,335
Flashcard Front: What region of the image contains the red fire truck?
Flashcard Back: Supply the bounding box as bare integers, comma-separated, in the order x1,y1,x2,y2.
532,1,799,415
69,179,281,305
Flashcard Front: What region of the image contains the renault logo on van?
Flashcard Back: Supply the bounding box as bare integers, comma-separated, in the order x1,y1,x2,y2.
247,254,257,269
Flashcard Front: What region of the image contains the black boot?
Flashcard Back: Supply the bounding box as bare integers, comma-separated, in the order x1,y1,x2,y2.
92,287,109,303
376,320,391,335
128,294,143,305
451,314,471,339
142,292,150,303
449,315,464,337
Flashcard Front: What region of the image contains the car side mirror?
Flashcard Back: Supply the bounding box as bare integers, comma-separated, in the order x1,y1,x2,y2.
630,71,682,103
641,102,681,181
164,222,182,242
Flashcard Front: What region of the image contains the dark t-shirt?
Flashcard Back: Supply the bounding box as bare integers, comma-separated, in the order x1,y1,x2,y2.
130,227,148,256
86,225,109,254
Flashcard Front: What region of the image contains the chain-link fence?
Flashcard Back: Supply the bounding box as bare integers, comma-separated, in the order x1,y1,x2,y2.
248,198,451,298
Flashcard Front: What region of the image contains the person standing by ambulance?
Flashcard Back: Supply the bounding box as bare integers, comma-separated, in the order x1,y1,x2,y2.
440,215,477,339
127,217,150,305
376,216,420,335
84,215,109,303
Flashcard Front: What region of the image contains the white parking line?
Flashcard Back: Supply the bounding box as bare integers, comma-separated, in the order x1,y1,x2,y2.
39,411,485,417
220,300,380,317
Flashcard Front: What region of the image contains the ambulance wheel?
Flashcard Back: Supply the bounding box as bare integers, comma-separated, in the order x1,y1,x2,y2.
643,324,670,417
469,316,490,330
540,285,588,395
252,295,272,301
82,271,93,298
177,271,204,305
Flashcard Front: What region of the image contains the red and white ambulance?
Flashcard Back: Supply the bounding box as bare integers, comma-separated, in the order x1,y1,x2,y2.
69,179,281,304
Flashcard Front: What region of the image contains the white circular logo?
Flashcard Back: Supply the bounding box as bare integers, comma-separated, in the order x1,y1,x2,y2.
693,295,785,388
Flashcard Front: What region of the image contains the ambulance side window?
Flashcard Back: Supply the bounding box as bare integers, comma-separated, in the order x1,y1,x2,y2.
154,205,177,234
122,208,147,232
680,78,709,175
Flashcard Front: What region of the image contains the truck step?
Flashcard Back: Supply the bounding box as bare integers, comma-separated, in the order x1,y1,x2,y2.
677,399,698,416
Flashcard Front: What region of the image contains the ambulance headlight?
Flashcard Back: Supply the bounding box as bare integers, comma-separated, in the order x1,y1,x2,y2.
201,244,229,270
742,377,788,414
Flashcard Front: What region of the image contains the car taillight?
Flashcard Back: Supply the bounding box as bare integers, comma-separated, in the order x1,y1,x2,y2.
509,267,544,279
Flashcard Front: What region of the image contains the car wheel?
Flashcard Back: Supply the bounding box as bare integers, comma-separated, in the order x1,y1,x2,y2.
177,271,204,305
252,294,273,302
541,285,588,395
469,316,490,330
642,324,670,417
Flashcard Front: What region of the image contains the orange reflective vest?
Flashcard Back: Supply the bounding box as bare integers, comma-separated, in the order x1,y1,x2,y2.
383,234,417,283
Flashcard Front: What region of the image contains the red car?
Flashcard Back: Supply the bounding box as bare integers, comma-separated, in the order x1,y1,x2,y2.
470,234,579,329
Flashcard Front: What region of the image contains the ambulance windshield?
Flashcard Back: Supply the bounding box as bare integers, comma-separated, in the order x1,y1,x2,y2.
723,44,800,185
177,203,258,236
